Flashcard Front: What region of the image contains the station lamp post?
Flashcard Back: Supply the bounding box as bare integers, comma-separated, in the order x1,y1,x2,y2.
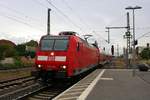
125,6,142,65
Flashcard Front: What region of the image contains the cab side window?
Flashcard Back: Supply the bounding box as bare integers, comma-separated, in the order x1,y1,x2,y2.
77,42,80,51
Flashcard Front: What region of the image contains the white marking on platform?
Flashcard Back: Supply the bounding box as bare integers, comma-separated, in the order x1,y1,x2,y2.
76,83,90,86
100,77,114,81
71,87,87,90
108,69,133,71
57,96,78,100
73,85,88,88
61,91,82,96
68,88,85,92
78,69,105,100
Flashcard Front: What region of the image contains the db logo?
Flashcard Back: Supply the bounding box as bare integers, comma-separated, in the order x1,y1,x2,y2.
48,56,55,61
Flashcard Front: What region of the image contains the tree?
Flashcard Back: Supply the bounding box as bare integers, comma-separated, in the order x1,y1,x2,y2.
26,40,38,47
0,45,6,60
15,44,26,56
140,48,150,60
25,40,37,58
5,46,17,57
26,51,36,58
15,40,37,58
0,44,17,60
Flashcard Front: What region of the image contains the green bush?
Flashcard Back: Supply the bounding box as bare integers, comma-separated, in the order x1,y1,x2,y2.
0,44,17,59
140,48,150,60
26,40,38,47
14,59,23,67
0,63,3,67
15,44,26,56
0,45,6,60
25,51,36,58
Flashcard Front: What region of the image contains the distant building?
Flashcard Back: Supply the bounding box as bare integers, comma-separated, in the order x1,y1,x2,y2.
0,39,16,47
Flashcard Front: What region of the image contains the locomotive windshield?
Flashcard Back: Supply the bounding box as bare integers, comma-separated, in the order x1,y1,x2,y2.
41,39,54,51
40,36,69,51
54,39,68,50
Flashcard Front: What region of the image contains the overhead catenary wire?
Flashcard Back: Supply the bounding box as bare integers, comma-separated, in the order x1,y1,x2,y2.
137,31,150,40
62,0,108,42
0,2,46,32
92,31,111,44
0,3,44,26
32,0,49,8
62,0,92,30
45,0,83,32
0,13,44,32
33,0,78,34
33,0,84,33
34,0,109,40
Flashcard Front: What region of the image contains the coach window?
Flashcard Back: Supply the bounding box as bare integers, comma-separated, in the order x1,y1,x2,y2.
77,42,80,51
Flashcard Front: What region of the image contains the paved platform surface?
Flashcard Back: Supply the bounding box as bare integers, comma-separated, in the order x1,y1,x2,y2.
86,69,150,100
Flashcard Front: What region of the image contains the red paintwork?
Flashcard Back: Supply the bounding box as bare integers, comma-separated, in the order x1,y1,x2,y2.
35,34,100,78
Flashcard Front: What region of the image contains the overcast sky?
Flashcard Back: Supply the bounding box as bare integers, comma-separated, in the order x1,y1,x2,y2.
0,0,149,55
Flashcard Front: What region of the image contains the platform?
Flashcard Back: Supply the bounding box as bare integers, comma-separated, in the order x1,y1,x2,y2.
53,69,150,100
86,69,150,100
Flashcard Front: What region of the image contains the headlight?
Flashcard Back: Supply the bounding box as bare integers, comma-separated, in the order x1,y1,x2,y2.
62,65,66,69
50,52,54,56
60,65,67,69
38,65,41,68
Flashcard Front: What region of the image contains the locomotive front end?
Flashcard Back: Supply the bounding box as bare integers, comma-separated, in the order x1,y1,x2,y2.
33,35,70,81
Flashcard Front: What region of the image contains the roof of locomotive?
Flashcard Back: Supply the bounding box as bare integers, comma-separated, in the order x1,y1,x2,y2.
40,31,98,47
40,31,79,40
41,35,69,40
59,31,77,36
40,34,99,50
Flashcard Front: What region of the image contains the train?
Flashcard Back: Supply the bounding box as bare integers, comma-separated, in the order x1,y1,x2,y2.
32,31,111,82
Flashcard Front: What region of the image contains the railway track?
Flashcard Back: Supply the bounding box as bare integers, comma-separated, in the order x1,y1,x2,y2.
0,75,77,100
19,68,96,100
0,67,98,100
0,76,37,99
0,76,34,89
22,83,71,100
0,67,33,73
0,82,45,100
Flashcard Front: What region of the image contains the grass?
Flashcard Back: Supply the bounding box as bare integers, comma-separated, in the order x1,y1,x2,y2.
113,57,150,69
113,58,126,68
0,69,31,81
139,59,150,65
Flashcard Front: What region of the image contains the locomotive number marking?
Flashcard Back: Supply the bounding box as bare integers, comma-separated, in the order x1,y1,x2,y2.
48,56,55,61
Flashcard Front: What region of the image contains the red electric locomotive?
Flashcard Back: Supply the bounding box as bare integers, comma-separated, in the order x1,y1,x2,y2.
33,31,100,81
